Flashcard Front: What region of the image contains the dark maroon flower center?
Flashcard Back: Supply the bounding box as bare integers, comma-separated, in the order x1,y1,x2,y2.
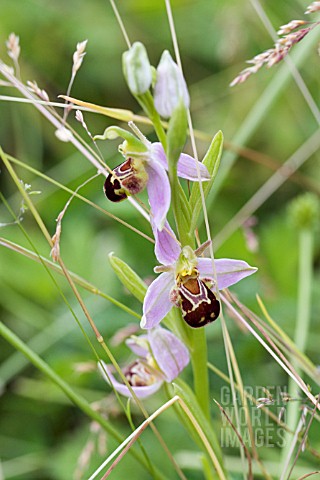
103,157,148,202
177,276,220,328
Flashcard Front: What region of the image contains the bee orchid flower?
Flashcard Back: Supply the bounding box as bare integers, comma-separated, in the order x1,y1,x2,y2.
98,326,190,398
95,125,210,230
141,222,258,329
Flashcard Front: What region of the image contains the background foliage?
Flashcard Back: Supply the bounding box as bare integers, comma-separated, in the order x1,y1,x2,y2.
0,0,319,478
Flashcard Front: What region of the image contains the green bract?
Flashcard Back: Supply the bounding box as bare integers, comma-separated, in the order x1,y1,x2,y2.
166,99,188,167
109,253,147,303
189,130,223,232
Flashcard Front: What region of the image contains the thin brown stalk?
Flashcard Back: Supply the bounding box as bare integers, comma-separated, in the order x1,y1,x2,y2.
0,61,149,223
208,361,320,461
256,296,319,383
229,293,312,395
226,142,320,194
4,153,154,244
51,173,100,261
214,400,253,480
296,472,320,480
0,237,141,319
90,395,226,480
13,91,316,193
233,296,320,391
220,316,254,479
101,434,140,479
220,293,320,412
280,408,308,480
287,400,319,480
219,321,272,480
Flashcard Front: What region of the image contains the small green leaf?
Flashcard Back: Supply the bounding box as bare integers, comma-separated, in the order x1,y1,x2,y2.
109,253,147,303
189,131,223,232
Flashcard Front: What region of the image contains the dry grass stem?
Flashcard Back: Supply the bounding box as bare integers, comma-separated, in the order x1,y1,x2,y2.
50,174,99,262
214,400,253,480
280,407,308,480
221,293,320,412
89,394,226,480
287,400,319,480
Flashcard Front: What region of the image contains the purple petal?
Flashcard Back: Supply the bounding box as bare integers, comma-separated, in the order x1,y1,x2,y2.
146,159,171,231
141,272,174,329
148,327,189,382
150,142,168,170
177,153,210,181
151,142,210,182
197,257,257,290
152,220,180,265
98,361,163,399
125,335,149,357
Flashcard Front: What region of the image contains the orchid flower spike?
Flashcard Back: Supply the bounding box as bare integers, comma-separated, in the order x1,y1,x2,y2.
95,123,210,230
141,222,258,329
98,326,189,398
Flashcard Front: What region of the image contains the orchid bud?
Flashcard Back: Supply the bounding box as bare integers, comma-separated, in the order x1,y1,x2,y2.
122,42,152,95
154,50,190,119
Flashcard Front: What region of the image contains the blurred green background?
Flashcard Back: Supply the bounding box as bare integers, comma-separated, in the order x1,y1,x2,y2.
0,0,319,478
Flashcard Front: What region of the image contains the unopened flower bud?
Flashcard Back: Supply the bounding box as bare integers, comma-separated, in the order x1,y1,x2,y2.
122,42,152,95
154,50,190,118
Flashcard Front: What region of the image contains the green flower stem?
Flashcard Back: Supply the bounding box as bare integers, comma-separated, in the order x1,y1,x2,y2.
280,227,314,470
165,102,210,418
295,229,314,356
136,91,167,148
0,321,161,476
149,110,167,149
167,155,210,418
190,328,211,420
165,311,211,422
167,169,209,418
168,166,192,246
